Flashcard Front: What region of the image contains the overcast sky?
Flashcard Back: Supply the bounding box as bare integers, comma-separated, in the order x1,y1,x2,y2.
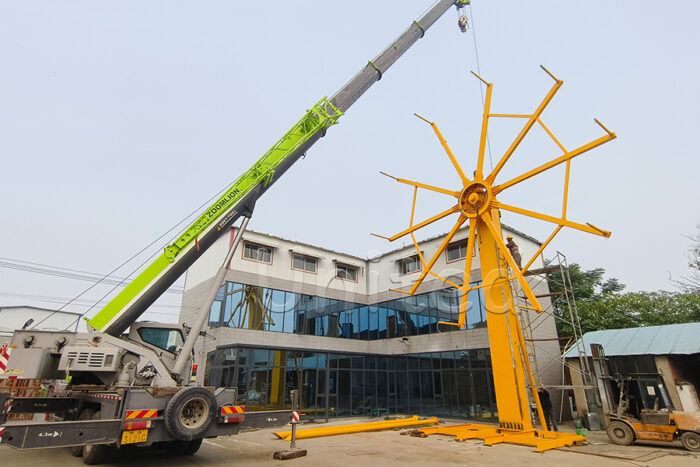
1,1,699,324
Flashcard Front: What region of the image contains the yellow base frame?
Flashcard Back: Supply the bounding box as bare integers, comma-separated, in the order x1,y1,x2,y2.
419,424,585,452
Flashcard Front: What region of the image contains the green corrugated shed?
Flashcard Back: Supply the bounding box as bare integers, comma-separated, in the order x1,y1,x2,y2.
563,322,700,359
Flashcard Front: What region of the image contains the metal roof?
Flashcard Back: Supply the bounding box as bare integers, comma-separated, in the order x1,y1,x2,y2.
563,322,700,359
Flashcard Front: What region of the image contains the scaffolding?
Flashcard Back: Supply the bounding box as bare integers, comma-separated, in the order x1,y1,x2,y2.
509,251,595,419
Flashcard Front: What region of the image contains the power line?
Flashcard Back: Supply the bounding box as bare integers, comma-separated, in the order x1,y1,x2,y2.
0,257,184,294
0,290,186,313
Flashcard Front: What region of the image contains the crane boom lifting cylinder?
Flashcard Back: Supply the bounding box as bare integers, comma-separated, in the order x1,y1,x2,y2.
90,0,470,336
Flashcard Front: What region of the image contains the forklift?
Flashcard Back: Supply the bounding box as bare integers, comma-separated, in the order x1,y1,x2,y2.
606,376,700,451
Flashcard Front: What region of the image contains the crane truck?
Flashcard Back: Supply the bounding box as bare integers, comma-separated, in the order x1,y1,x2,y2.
0,1,471,464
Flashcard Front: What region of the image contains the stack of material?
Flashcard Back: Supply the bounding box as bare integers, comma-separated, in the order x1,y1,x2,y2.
0,378,43,421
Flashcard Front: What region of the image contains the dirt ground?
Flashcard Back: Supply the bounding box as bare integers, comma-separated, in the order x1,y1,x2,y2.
1,417,698,467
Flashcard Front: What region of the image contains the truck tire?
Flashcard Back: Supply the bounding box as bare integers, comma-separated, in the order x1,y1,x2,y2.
680,431,700,452
70,408,97,457
82,411,109,465
164,387,217,441
607,420,634,446
170,438,203,456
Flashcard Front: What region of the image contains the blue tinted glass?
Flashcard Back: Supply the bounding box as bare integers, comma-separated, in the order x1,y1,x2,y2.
368,306,379,340
282,292,295,333
268,289,285,332
358,306,369,340
378,307,388,339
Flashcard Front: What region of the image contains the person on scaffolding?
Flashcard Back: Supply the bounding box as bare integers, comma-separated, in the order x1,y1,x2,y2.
506,235,522,269
538,387,558,431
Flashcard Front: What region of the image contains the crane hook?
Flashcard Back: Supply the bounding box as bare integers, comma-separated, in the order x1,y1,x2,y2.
458,15,469,33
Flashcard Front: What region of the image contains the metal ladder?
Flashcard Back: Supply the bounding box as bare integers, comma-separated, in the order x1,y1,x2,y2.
508,277,543,389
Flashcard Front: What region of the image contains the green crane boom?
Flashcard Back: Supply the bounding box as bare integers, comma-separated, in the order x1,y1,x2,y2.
89,0,470,336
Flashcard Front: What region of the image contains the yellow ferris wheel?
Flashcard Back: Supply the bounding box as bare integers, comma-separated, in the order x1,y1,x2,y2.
374,66,616,450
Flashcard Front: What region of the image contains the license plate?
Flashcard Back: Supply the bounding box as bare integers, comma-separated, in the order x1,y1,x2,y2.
121,429,148,445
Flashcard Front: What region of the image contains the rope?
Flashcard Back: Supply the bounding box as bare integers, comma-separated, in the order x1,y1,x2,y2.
468,2,494,172
37,184,232,332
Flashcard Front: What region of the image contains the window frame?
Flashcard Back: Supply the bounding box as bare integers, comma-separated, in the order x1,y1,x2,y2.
445,239,477,264
241,241,274,265
335,263,359,282
291,253,319,274
137,327,184,354
398,254,422,275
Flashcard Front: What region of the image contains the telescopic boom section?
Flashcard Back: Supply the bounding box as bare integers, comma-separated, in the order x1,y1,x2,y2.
89,0,470,336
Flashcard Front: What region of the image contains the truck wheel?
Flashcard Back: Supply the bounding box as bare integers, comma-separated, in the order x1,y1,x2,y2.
170,438,203,456
164,387,217,441
680,431,700,451
83,411,109,465
607,420,634,446
184,438,203,455
70,408,96,457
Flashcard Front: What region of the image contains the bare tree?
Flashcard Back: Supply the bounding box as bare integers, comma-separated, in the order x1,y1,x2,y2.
670,225,700,294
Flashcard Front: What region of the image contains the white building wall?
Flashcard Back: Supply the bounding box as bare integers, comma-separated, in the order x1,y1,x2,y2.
0,307,80,345
184,224,545,303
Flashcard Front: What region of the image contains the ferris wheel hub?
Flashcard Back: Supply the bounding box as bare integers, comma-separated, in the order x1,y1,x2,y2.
459,181,492,217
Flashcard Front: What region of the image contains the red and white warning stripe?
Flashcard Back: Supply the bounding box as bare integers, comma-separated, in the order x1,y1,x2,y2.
0,344,11,374
0,425,5,443
291,411,300,423
125,409,158,420
221,405,245,423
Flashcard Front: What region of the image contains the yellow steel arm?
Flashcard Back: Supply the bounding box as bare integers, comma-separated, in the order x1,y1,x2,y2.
472,71,493,181
492,131,616,195
408,187,463,291
372,204,460,242
486,67,563,184
407,215,467,295
481,211,543,312
414,113,471,185
380,171,460,197
493,201,611,237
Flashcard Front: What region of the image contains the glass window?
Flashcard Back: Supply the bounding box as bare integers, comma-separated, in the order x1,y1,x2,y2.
292,253,318,273
398,255,422,275
209,284,226,327
243,241,273,264
137,327,184,354
446,240,468,262
336,263,358,281
368,306,379,340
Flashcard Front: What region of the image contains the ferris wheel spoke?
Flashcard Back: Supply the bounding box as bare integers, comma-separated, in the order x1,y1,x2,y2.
520,225,563,274
486,70,563,185
492,132,615,195
408,215,467,295
480,211,543,312
380,171,461,197
372,204,460,242
494,201,611,237
471,71,493,181
414,113,470,185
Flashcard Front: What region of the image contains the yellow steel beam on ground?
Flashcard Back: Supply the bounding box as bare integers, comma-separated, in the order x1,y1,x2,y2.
273,416,439,441
419,423,585,452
